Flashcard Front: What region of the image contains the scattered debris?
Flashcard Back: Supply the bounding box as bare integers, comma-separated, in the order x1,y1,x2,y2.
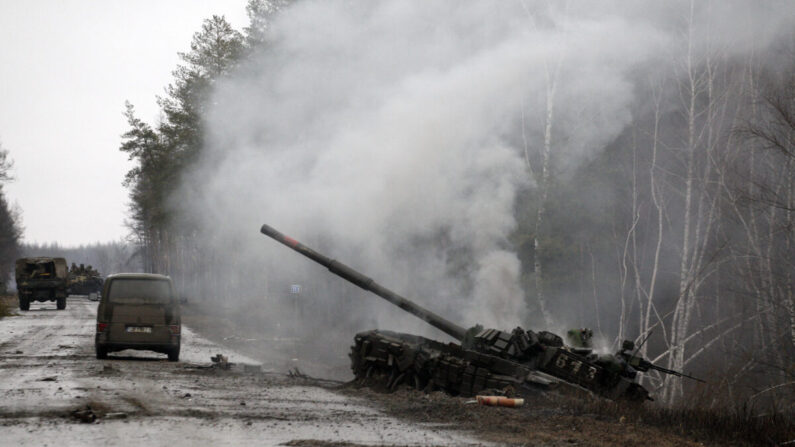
105,412,128,420
71,406,97,423
183,393,192,399
475,396,525,408
14,350,23,354
211,353,231,370
39,376,57,382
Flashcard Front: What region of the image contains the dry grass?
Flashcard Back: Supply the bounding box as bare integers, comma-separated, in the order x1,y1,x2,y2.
339,383,795,446
567,397,795,446
0,294,17,318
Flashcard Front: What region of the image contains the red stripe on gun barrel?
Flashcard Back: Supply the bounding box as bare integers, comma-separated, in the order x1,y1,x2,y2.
283,235,299,247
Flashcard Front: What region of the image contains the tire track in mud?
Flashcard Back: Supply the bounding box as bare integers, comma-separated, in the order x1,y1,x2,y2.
0,297,96,417
0,296,485,446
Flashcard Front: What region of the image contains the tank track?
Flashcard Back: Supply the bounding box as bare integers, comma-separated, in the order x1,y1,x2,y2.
349,329,650,402
349,330,535,396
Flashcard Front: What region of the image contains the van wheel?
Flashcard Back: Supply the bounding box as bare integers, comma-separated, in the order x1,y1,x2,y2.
19,298,29,311
167,348,180,362
56,297,66,310
96,345,108,359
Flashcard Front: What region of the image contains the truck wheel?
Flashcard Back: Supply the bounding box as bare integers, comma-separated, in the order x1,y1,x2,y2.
167,348,180,362
96,345,108,359
19,298,29,311
56,297,66,310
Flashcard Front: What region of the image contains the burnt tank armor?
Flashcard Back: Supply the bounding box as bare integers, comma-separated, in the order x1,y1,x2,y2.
260,224,652,402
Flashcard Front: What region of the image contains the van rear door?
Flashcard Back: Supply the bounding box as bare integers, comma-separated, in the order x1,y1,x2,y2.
105,278,175,344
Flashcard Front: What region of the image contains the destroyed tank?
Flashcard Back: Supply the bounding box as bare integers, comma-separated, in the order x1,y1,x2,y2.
67,263,103,296
260,224,699,402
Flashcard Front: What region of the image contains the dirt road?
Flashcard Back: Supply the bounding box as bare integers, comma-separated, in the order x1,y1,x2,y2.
0,296,483,446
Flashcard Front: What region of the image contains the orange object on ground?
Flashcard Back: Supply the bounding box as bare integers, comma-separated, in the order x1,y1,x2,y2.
476,395,525,408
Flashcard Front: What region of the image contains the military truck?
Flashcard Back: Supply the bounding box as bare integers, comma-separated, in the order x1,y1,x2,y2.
15,257,69,310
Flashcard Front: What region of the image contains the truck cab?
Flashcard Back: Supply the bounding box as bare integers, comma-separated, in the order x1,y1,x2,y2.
15,257,69,310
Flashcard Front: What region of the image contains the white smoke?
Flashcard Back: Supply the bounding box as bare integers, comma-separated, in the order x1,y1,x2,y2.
181,0,791,336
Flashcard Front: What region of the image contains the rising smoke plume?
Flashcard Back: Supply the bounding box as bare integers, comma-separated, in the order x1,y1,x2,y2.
179,0,792,339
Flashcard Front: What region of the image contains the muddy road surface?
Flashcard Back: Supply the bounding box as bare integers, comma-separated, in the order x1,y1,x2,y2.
0,296,482,446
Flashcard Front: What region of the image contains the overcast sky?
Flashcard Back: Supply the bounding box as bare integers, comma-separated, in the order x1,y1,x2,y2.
0,1,249,246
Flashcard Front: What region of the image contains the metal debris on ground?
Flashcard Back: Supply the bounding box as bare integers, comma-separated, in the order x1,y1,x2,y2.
211,353,228,363
210,353,231,369
475,395,525,408
104,412,128,419
71,406,97,423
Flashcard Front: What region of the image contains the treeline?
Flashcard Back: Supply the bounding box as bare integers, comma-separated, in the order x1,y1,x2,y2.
119,0,290,296
120,0,793,409
520,42,795,405
0,145,23,292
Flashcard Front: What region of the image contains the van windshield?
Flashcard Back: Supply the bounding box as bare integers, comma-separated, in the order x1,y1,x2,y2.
108,279,172,304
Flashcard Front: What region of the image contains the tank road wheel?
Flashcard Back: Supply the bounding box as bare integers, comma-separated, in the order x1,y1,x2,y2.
19,297,29,311
56,297,66,310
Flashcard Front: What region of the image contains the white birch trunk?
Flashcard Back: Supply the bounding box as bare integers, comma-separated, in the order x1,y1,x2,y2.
533,80,555,328
665,0,698,404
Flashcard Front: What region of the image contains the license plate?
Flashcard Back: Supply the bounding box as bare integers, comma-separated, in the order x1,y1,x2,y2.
126,326,152,333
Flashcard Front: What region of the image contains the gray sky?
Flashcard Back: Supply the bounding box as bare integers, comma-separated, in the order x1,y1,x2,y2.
0,0,248,246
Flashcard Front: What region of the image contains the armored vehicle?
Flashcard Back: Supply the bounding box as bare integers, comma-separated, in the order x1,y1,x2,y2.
15,257,69,310
260,224,702,402
95,273,181,361
67,263,104,296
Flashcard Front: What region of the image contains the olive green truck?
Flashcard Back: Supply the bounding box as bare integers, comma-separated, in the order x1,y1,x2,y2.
15,257,69,310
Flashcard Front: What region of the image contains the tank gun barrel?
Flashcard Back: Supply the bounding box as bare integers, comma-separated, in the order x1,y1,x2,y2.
260,224,469,341
638,360,705,383
618,348,705,383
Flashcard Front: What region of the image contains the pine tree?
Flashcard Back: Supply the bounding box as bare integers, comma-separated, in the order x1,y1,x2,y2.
0,143,21,291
